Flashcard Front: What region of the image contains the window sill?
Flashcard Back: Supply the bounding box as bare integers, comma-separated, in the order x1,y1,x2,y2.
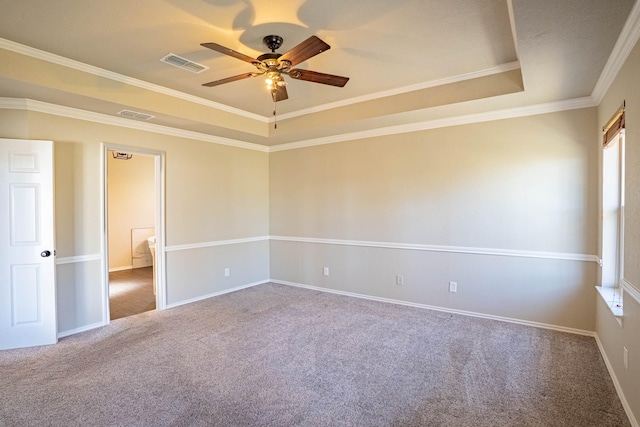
596,286,623,317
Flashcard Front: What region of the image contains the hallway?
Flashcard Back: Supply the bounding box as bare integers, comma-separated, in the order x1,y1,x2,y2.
109,267,155,320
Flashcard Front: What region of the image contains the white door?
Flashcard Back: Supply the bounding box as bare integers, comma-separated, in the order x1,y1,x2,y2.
0,139,57,350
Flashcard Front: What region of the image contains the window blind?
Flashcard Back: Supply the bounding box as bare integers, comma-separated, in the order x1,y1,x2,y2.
603,105,625,148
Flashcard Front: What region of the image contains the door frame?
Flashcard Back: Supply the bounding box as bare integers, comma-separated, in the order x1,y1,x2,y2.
100,143,166,324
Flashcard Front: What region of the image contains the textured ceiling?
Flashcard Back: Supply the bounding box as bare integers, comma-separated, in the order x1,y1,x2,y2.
0,0,635,146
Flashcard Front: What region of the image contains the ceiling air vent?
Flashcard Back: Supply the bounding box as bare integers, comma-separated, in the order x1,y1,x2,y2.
160,53,208,74
117,110,155,121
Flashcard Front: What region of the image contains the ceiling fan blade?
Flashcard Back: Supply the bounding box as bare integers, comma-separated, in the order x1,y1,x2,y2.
202,72,255,87
272,85,289,102
288,69,349,87
279,36,330,67
201,42,258,64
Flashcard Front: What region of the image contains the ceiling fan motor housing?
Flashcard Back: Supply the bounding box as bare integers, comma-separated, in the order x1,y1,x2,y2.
256,52,282,63
263,35,283,52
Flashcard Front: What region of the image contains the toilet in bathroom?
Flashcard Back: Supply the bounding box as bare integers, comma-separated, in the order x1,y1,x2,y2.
147,236,156,294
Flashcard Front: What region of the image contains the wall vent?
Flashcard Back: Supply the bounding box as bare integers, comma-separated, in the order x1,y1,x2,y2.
117,110,155,121
160,53,208,74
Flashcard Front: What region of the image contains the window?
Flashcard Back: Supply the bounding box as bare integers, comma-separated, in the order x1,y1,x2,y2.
599,106,625,316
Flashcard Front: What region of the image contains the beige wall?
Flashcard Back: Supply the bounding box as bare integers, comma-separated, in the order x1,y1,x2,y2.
1,28,636,422
271,110,598,252
0,51,634,418
270,108,599,332
596,37,640,424
0,110,270,333
0,109,29,137
107,152,155,270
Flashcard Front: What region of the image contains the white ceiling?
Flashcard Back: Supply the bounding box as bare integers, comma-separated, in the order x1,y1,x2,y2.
0,0,635,146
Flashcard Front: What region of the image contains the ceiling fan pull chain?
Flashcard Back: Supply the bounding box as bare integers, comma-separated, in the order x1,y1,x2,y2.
273,102,278,129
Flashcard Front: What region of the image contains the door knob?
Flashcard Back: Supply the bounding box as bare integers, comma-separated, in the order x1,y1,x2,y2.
40,250,51,257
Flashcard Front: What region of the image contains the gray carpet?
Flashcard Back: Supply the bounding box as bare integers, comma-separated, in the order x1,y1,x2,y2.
0,283,630,426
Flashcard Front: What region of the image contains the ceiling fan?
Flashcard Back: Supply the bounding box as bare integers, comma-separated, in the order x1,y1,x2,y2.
201,35,349,102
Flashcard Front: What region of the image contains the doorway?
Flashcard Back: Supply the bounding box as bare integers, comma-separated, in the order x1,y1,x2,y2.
102,144,165,323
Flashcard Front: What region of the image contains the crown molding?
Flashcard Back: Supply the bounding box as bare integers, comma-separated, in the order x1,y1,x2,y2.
0,37,268,123
591,0,640,103
269,96,597,152
0,97,29,110
1,95,597,154
0,37,523,125
274,62,522,122
0,97,269,152
507,0,520,60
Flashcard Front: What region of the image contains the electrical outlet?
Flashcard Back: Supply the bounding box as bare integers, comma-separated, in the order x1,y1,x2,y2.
396,275,404,286
224,268,230,277
624,347,629,370
323,267,329,276
449,281,457,293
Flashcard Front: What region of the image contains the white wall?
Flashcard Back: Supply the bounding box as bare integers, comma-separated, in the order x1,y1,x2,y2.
270,108,599,332
107,152,155,270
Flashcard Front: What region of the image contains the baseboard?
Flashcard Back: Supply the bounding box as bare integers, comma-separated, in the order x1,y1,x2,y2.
109,265,133,272
57,280,269,338
165,280,270,310
270,279,595,337
57,321,104,339
594,333,639,427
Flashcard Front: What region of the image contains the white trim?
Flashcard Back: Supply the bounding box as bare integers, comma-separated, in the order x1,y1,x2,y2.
161,235,598,263
506,0,520,60
0,37,268,123
108,265,133,273
165,236,270,252
594,333,640,427
57,321,104,339
274,62,521,121
0,97,28,110
165,280,269,309
55,253,102,265
621,278,640,304
270,235,600,263
596,286,624,317
100,146,109,326
0,98,269,153
273,279,594,337
101,143,168,324
153,148,167,312
591,0,640,103
269,97,597,152
0,96,596,154
0,36,522,125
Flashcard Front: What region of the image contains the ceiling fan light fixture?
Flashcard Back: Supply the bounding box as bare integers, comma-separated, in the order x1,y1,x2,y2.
201,34,348,104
